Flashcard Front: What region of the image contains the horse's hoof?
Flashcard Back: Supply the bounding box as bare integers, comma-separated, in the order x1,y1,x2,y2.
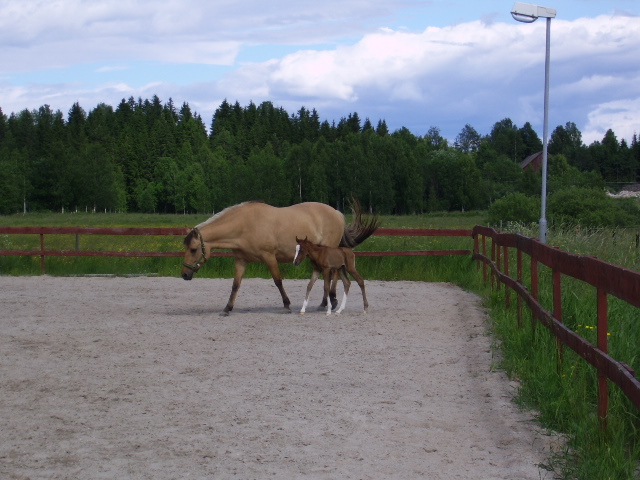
300,312,305,315
220,311,230,317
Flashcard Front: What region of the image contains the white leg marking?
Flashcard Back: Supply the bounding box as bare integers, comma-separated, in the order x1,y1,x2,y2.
326,294,332,316
300,297,309,314
336,292,348,315
293,245,301,264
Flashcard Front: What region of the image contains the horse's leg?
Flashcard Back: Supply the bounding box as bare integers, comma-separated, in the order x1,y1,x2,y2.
345,259,368,313
224,257,247,315
323,269,333,316
264,256,291,313
301,269,319,314
335,267,351,315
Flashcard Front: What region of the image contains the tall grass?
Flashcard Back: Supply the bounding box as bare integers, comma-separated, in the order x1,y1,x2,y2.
489,221,640,479
502,221,640,272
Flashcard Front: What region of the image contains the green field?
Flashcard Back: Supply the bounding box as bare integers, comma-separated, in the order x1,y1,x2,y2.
0,211,482,281
2,211,640,479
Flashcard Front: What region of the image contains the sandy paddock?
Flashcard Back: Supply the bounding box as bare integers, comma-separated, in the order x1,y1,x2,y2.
0,276,555,479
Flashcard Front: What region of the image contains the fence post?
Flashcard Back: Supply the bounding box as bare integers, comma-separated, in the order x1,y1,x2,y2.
39,233,45,275
474,233,479,269
504,245,510,308
531,257,538,332
517,249,523,328
553,269,564,365
495,241,501,291
597,287,609,428
491,239,496,290
482,235,487,282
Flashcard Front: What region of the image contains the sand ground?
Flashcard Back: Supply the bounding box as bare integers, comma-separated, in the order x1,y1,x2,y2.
0,276,557,479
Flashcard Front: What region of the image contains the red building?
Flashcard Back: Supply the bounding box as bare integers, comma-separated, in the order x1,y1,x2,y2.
519,151,543,173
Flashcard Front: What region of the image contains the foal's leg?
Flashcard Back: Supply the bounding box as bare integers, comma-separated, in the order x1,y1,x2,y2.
224,257,247,315
329,273,339,310
318,270,339,311
335,267,351,315
264,255,291,313
301,269,320,314
323,269,333,316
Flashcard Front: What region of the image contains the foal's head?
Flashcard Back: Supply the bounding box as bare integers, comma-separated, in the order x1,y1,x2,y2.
293,236,312,266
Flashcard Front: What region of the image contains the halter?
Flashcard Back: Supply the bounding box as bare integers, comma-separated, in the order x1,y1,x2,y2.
183,227,208,271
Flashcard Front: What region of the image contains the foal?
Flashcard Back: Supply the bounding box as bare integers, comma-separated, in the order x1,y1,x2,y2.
293,236,368,315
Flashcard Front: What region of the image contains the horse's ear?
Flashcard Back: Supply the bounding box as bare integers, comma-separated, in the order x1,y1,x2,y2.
185,227,191,235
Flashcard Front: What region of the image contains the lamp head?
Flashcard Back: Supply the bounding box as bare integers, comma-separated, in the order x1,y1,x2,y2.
511,2,556,22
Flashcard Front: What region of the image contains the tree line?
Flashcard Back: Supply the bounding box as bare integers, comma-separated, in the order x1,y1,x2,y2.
0,96,639,216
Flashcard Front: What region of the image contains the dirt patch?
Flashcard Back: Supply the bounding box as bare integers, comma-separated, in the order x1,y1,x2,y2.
1,276,555,479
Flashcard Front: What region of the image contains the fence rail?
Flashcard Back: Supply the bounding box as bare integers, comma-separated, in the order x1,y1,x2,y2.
472,225,640,424
0,226,473,275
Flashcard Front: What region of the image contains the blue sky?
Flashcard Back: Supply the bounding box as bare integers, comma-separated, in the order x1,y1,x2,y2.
1,0,639,146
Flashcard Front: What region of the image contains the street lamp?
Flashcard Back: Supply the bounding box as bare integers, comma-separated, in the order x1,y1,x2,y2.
511,2,556,243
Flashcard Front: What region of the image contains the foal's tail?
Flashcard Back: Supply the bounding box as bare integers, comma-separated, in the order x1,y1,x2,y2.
340,198,381,248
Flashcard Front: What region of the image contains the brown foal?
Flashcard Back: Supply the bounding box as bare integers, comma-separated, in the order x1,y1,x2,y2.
293,236,368,315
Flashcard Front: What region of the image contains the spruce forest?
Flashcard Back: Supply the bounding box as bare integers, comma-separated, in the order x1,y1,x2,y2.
1,96,639,218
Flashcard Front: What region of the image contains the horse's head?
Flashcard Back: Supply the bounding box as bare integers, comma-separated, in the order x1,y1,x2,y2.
293,236,310,266
181,227,208,280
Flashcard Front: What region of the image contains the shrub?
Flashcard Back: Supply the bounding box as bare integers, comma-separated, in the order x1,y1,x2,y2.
548,187,640,227
487,192,540,224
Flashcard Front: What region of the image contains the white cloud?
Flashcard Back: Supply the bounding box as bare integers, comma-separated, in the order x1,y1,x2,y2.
1,2,639,144
583,97,640,145
0,0,403,73
210,14,640,141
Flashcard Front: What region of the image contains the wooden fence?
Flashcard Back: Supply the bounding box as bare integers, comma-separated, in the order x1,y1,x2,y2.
472,225,640,424
3,224,640,423
0,226,473,275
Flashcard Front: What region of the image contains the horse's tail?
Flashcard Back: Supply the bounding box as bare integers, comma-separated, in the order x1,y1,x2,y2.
340,198,380,248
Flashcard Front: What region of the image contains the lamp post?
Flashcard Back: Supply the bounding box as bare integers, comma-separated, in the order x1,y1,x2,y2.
511,2,556,243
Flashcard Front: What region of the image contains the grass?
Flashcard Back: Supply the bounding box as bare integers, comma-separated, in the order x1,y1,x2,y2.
0,210,481,279
489,221,640,479
501,221,640,272
2,211,640,479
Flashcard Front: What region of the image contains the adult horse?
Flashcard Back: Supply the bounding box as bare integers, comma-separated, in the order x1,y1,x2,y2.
181,200,379,315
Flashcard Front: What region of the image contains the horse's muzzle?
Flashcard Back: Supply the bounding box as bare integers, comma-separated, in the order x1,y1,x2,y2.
182,269,194,280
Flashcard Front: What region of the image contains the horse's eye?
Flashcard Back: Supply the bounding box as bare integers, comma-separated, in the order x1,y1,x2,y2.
190,248,197,254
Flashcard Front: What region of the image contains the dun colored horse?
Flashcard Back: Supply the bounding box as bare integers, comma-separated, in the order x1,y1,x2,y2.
182,200,378,315
293,236,368,316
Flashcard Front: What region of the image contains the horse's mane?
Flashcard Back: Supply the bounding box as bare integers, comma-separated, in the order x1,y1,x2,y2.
197,200,265,229
184,201,264,246
184,200,264,246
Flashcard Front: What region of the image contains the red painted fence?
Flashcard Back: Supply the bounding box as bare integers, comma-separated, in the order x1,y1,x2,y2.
472,225,640,424
0,226,473,275
3,224,639,423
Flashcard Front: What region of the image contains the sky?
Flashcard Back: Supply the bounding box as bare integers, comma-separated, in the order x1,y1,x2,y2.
1,0,639,146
